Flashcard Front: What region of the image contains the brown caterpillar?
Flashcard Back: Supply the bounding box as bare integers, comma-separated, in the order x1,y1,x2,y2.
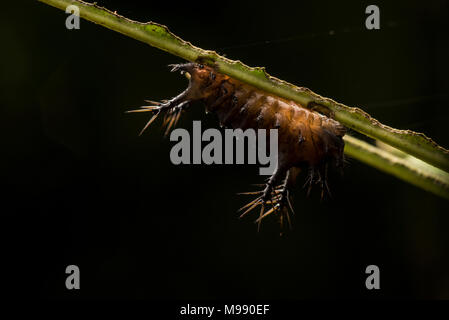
128,63,346,230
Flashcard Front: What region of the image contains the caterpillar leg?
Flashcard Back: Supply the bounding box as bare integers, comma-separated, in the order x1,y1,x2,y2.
275,167,301,229
238,162,335,231
303,163,331,200
126,94,190,136
238,167,293,231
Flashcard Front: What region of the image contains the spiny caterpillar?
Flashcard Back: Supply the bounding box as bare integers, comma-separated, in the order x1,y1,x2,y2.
128,63,346,230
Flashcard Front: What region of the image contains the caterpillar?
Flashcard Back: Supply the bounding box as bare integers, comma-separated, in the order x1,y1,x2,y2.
128,63,346,230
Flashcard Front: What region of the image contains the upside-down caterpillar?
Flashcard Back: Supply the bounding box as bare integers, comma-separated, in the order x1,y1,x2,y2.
128,63,346,230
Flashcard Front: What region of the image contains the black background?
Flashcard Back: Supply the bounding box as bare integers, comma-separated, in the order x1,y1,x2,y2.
2,0,449,300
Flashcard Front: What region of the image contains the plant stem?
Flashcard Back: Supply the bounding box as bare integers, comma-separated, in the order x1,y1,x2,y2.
344,136,449,200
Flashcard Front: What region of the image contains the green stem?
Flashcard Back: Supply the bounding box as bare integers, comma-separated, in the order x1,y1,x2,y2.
38,0,449,199
344,136,449,200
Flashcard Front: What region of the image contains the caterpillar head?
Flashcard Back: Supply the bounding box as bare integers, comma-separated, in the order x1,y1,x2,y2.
169,63,224,101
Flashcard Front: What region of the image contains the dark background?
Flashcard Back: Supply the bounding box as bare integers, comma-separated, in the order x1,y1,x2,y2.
2,0,449,300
